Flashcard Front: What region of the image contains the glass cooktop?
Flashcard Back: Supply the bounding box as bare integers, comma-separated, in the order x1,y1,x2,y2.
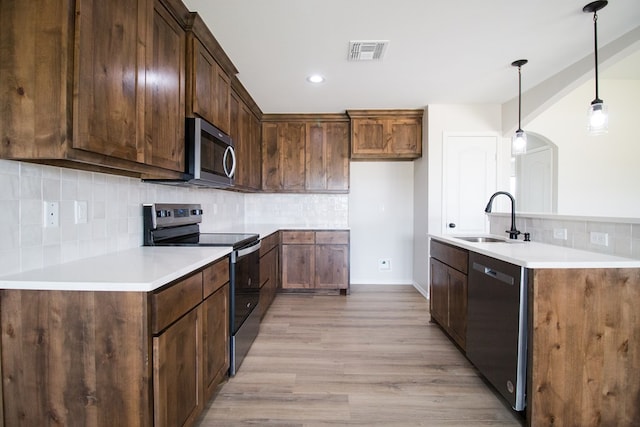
157,232,259,249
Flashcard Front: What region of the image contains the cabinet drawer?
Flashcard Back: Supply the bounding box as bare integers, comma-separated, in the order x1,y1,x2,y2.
316,230,349,245
281,231,315,244
259,232,280,256
430,239,468,274
152,272,203,334
203,258,229,298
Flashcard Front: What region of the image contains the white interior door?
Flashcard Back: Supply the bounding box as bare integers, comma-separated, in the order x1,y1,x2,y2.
516,147,554,213
442,134,498,235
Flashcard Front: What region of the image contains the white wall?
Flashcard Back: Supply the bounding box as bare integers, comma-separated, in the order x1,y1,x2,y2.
349,162,414,284
413,104,503,295
526,78,640,217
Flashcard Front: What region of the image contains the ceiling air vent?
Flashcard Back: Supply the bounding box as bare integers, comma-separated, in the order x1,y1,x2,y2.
348,40,389,61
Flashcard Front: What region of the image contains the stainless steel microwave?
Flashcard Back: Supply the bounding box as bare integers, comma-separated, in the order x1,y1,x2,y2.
186,117,236,187
145,117,236,188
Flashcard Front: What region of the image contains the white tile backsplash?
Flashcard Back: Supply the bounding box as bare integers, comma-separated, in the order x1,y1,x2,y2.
245,193,349,227
0,160,251,273
489,213,640,259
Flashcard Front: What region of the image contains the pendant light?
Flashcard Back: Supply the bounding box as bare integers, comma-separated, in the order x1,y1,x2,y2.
511,59,528,155
583,0,608,135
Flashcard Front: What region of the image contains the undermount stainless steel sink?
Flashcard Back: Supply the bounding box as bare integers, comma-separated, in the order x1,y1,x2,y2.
455,236,508,243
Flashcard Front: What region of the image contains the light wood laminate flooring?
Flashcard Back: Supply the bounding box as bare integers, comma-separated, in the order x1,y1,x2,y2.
196,285,524,426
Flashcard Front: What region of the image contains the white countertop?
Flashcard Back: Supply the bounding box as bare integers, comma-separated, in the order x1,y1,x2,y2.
0,226,350,292
0,246,232,292
430,234,640,269
201,224,349,239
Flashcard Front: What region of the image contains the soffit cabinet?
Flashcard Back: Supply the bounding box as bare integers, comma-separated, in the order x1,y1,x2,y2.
348,109,424,160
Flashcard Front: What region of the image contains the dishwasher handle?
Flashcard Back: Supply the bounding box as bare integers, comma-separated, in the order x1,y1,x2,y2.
472,262,515,285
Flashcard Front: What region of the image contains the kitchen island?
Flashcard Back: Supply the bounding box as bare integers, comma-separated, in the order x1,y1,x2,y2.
430,234,640,427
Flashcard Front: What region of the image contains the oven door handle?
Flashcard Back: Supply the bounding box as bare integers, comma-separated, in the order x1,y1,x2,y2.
236,241,261,258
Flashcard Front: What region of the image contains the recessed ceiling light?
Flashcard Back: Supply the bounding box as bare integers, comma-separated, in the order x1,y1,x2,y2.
306,74,325,84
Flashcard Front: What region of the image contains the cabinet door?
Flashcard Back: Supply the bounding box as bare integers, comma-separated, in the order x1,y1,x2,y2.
262,123,305,191
447,267,467,349
74,0,146,162
202,284,229,401
212,62,231,134
389,118,421,156
325,122,350,191
153,305,203,427
305,123,327,191
187,39,230,134
249,112,262,190
429,258,449,327
190,39,216,124
351,119,386,156
281,123,306,190
230,91,247,187
315,244,349,289
281,244,315,289
261,123,281,190
145,0,185,172
236,101,254,189
306,122,348,192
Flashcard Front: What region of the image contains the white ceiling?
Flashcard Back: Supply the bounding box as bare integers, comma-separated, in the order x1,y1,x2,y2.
183,0,640,114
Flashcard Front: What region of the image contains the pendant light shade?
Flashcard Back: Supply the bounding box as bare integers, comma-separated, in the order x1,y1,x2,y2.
511,59,528,156
583,0,608,135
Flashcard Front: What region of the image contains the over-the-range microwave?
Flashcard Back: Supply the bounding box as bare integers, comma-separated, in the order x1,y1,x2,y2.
145,117,236,188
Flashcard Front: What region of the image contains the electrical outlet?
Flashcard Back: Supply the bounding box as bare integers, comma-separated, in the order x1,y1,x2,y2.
590,231,609,246
43,201,59,227
553,228,568,240
378,258,391,271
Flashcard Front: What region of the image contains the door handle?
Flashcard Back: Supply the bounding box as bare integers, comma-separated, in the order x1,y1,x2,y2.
448,223,456,228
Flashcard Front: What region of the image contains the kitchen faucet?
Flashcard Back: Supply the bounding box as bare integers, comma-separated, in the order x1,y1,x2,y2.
484,191,521,239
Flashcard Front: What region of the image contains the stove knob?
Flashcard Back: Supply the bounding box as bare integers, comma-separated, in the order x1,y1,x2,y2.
191,209,203,215
156,209,170,218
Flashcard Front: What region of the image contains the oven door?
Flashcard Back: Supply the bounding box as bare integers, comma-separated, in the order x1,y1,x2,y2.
230,240,261,334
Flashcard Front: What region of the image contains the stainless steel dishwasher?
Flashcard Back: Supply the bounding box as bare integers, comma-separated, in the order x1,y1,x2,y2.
466,252,527,411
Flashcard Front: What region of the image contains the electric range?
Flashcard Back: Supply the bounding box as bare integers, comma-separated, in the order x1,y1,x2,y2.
142,203,260,376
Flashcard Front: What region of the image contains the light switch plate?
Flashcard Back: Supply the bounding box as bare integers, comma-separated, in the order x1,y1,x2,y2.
75,200,88,224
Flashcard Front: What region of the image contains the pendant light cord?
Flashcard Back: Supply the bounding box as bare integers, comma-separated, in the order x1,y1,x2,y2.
517,65,522,131
592,11,601,102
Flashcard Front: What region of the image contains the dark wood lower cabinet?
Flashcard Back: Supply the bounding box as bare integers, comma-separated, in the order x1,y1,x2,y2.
154,306,203,427
202,284,229,401
429,240,468,349
0,257,230,427
280,230,350,292
0,290,152,426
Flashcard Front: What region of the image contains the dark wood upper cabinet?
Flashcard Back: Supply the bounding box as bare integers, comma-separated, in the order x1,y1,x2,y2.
185,12,240,136
306,121,349,192
348,109,424,160
262,114,349,193
230,82,262,191
145,0,186,172
0,0,190,179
